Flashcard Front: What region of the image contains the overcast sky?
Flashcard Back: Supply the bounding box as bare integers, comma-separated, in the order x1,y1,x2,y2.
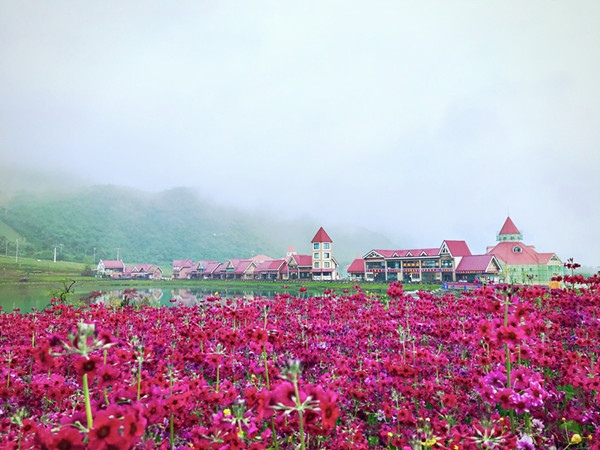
1,1,599,267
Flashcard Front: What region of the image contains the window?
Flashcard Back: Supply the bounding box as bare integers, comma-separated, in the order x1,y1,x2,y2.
314,262,320,269
313,243,320,250
323,252,330,259
313,253,319,259
324,262,330,268
323,243,330,249
513,246,522,253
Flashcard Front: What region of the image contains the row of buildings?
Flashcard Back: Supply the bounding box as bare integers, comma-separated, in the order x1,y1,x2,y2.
347,217,565,285
171,227,340,281
97,218,565,286
96,261,163,280
97,227,341,282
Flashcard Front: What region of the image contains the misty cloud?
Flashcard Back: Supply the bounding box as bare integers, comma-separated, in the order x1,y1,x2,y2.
1,1,599,267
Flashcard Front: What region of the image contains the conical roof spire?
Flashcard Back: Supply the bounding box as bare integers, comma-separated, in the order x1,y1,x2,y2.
499,217,520,235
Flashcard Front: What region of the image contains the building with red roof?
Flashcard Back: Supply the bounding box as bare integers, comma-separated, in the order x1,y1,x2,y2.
311,227,338,280
193,260,222,280
254,259,288,280
131,264,163,280
172,260,194,279
347,258,366,281
287,254,313,279
358,239,502,284
222,259,256,280
455,255,501,280
97,260,125,277
486,217,564,285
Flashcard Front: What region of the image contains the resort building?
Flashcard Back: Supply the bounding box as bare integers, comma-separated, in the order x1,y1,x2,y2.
486,217,565,286
287,254,313,279
254,259,288,280
311,227,339,281
172,260,194,279
97,260,125,277
350,240,502,284
194,260,222,279
131,264,163,280
97,260,163,279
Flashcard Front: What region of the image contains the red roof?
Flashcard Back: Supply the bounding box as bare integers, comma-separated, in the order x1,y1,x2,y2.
442,240,472,257
367,250,395,258
347,258,365,273
291,254,312,267
228,259,253,274
101,260,124,269
487,242,557,265
311,227,332,243
499,217,521,235
415,248,441,257
198,260,221,274
455,255,497,273
366,248,440,258
250,255,273,262
536,252,556,264
173,260,193,269
133,264,156,272
255,259,287,272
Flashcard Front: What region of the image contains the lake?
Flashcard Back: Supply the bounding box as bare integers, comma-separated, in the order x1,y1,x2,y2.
0,283,291,313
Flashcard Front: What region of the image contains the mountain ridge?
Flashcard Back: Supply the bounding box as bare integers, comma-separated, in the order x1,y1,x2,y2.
0,183,394,271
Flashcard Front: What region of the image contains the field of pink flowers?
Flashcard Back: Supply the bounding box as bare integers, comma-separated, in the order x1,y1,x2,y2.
0,278,599,449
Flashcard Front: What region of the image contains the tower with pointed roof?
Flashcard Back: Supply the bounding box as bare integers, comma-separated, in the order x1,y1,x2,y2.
286,244,297,258
497,216,523,242
310,227,338,280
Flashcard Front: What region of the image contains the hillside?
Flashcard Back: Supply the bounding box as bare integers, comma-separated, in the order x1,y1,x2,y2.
0,184,393,270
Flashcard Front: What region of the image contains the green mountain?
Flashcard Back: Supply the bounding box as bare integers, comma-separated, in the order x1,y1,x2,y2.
0,184,393,272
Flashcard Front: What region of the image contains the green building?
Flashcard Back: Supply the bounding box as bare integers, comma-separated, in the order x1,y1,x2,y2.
486,217,565,286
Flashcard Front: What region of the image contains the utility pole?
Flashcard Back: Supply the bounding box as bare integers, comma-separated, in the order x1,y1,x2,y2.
54,243,63,263
117,247,120,260
15,239,18,263
4,241,7,257
93,247,96,265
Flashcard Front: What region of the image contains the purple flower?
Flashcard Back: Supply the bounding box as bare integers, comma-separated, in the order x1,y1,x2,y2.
517,434,535,450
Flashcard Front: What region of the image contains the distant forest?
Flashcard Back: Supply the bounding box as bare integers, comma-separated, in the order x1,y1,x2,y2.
0,185,392,270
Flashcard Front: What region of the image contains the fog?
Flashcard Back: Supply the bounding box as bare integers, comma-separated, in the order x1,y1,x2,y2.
1,1,599,267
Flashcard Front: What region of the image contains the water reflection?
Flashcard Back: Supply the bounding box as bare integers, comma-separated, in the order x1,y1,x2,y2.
91,288,164,308
87,288,274,308
2,284,378,313
170,288,260,306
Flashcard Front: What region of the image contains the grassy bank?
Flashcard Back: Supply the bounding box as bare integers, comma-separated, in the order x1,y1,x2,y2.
0,256,443,293
0,255,91,283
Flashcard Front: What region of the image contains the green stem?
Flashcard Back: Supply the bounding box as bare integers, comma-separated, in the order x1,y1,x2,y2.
83,373,93,429
294,376,306,450
263,344,270,389
169,413,174,449
6,358,10,389
137,357,143,401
